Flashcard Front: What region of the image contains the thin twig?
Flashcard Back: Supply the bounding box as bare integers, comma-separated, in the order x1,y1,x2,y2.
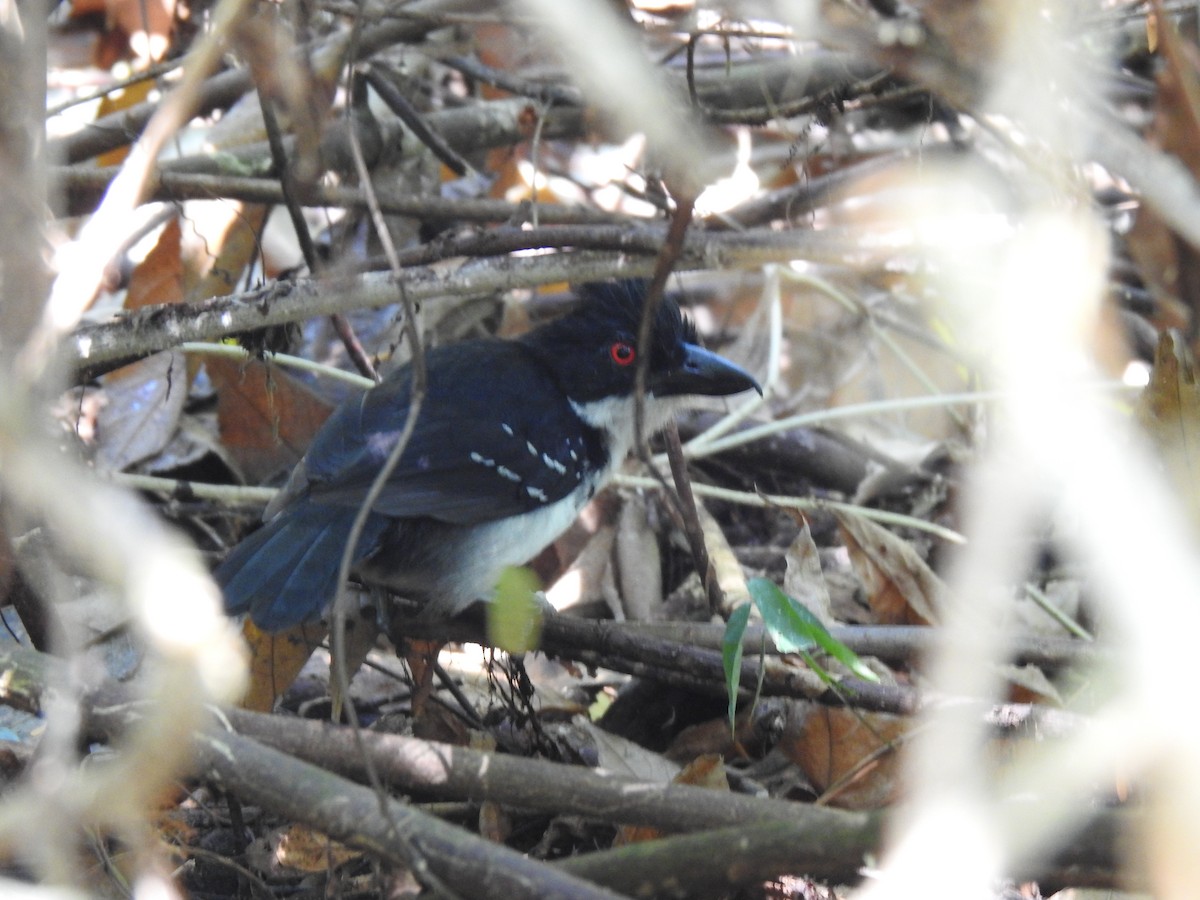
362,63,477,178
257,88,381,384
663,422,724,615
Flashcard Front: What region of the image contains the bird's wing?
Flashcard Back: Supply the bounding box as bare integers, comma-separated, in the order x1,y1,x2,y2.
293,342,606,525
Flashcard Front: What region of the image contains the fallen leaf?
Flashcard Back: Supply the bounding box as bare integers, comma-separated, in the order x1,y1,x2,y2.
125,215,185,309
479,802,512,844
208,357,335,483
1136,331,1200,524
835,511,944,625
240,619,326,712
94,350,190,472
547,717,680,783
697,498,751,618
783,705,907,810
615,754,727,846
252,825,357,874
614,493,663,620
782,516,834,626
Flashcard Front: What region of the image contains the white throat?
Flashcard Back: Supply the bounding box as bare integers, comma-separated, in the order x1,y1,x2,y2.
570,394,681,466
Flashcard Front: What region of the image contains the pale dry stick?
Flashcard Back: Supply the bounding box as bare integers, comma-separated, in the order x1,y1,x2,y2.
105,462,967,542
1022,581,1094,642
69,252,666,369
111,472,276,507
679,264,784,455
179,341,376,389
527,100,549,229
614,474,965,544
684,385,1136,463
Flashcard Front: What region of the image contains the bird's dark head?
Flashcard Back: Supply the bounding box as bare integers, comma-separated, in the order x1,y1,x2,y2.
521,280,761,408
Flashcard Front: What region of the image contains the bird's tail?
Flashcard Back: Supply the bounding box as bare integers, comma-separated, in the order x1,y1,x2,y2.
216,501,388,631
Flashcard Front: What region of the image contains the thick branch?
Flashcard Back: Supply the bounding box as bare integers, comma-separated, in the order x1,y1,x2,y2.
67,231,867,375
51,166,616,224
192,722,625,900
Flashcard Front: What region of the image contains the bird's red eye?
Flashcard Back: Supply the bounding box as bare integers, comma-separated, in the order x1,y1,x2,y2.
609,342,636,366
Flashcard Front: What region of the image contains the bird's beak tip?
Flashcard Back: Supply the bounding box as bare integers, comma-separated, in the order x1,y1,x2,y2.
653,343,761,398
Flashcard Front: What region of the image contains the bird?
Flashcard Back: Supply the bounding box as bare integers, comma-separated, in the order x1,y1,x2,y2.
216,280,760,631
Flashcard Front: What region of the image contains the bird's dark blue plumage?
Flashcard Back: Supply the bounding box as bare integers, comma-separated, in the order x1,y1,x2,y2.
217,280,760,630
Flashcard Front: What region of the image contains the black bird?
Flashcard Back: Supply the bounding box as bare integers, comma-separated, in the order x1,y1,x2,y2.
217,281,760,630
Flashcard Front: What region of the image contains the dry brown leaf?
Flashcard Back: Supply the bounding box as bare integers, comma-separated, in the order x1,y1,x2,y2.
547,718,680,783
1126,3,1200,333
329,612,382,723
192,205,329,481
231,18,328,182
614,493,663,620
154,801,199,847
478,802,513,844
782,516,834,626
665,703,782,763
125,216,185,309
240,620,326,712
1125,206,1187,330
256,825,358,874
94,77,159,165
615,754,727,846
835,510,943,625
1136,331,1200,524
782,705,906,811
209,358,334,483
188,204,269,300
106,0,176,61
94,350,190,472
92,220,199,472
1149,0,1200,171
675,752,730,790
664,716,739,763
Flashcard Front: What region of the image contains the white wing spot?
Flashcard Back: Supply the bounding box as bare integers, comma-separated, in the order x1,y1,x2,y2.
526,441,538,456
525,485,549,502
496,465,521,483
470,452,496,467
501,423,515,437
367,430,401,458
542,452,567,475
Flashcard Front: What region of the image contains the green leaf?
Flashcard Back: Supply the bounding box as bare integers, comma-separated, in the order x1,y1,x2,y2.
746,577,879,683
488,566,544,654
722,603,752,733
